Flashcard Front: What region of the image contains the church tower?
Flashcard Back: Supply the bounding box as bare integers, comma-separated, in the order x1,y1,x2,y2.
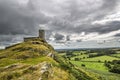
39,28,45,40
39,25,47,40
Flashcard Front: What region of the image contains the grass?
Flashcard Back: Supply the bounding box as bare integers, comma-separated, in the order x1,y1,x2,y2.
0,58,19,67
0,56,58,67
83,67,120,80
71,54,88,60
0,39,120,80
81,55,120,62
1,40,94,80
111,53,120,58
58,49,120,80
58,53,66,56
90,53,98,55
71,61,108,71
73,51,87,55
71,60,120,80
69,50,120,80
116,51,120,53
0,40,55,67
21,56,58,66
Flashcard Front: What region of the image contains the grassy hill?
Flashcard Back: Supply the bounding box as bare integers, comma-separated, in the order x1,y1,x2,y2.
0,39,97,80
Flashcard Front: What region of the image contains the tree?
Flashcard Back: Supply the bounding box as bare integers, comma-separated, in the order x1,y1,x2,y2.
81,64,85,67
74,58,79,61
109,64,120,74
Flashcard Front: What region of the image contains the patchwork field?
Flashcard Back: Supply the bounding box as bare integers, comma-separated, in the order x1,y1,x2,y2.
71,61,107,71
81,55,119,62
111,53,120,58
58,49,120,80
71,54,88,60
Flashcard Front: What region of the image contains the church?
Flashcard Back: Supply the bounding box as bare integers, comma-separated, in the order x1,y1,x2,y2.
24,29,45,42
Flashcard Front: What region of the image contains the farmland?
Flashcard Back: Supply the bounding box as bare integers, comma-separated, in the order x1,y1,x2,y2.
71,61,107,71
58,48,120,80
111,53,120,58
81,55,119,62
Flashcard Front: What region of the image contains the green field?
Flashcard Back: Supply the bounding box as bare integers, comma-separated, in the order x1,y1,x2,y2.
64,50,120,80
70,60,120,80
71,54,88,60
71,61,108,71
116,51,120,53
70,55,120,80
73,51,86,54
84,67,120,80
111,53,120,57
58,49,120,80
81,55,119,62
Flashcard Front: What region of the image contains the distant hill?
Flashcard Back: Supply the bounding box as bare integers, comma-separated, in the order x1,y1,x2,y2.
0,38,97,80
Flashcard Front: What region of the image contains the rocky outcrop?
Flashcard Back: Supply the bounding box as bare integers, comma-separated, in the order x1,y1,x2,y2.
47,53,55,59
39,62,53,80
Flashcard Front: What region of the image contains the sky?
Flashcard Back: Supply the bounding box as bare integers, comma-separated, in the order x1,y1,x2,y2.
0,0,120,49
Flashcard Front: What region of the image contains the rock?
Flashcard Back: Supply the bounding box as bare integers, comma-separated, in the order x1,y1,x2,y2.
47,53,55,59
39,62,53,80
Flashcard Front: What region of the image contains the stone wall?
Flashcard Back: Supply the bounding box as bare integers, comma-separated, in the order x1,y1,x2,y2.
24,37,38,42
24,29,45,42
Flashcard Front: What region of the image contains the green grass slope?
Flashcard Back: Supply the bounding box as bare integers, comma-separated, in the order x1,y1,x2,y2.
0,39,96,80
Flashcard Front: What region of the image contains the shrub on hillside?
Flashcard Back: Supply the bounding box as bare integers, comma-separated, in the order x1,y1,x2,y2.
105,60,120,74
109,64,120,74
81,64,86,67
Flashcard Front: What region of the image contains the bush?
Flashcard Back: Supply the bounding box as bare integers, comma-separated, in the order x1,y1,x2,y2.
81,64,86,67
105,60,120,74
98,60,101,62
74,58,79,61
104,63,111,69
109,64,120,74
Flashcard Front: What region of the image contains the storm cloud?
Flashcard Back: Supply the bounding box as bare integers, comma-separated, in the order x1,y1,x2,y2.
48,0,120,34
0,0,50,35
54,33,64,40
0,0,120,45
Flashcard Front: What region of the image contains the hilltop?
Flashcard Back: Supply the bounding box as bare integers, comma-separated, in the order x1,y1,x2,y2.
0,38,97,80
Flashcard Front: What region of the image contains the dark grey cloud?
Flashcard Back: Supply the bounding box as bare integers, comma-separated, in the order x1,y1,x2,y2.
0,0,120,46
93,0,119,20
115,34,120,36
69,21,120,34
0,34,24,47
93,21,120,34
47,0,120,35
0,0,52,47
0,0,50,35
0,0,119,35
54,33,64,40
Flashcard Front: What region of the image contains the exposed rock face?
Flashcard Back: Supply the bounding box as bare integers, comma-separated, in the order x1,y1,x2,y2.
39,62,53,80
47,53,55,59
